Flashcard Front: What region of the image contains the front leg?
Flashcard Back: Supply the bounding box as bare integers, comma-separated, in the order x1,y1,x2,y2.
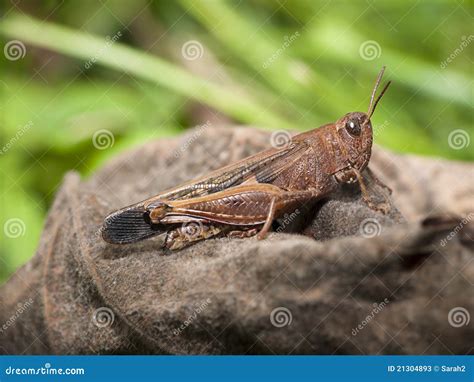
365,166,392,195
335,167,391,214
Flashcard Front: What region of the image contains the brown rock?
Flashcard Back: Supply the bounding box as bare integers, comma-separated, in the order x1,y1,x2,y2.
1,126,472,354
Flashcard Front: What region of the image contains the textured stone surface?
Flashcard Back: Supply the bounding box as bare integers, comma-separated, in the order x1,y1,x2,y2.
1,126,472,354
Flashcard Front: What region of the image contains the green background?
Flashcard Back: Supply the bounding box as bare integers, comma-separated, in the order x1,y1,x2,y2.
0,1,472,283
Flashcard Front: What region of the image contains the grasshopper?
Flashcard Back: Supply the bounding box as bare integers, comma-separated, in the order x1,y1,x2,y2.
102,67,391,250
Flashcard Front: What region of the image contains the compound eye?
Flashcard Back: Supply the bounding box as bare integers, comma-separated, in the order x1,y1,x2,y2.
345,119,361,136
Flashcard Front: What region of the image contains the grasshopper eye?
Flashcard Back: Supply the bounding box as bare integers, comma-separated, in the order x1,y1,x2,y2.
345,119,361,136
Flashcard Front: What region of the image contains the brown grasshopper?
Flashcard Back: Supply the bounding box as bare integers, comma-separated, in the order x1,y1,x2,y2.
102,67,391,250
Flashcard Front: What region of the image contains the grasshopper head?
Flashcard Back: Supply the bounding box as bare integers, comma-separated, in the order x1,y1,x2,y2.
335,111,373,171
335,67,391,172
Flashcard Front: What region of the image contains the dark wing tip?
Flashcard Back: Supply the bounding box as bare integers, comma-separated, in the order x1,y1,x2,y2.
101,204,162,244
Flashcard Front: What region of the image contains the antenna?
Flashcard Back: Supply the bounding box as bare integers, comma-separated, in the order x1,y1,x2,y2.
367,66,391,119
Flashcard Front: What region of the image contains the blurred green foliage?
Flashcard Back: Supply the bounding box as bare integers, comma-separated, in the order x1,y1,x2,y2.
0,1,472,283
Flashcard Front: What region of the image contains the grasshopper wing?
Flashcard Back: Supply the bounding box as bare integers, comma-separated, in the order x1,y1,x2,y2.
101,204,165,244
102,138,310,244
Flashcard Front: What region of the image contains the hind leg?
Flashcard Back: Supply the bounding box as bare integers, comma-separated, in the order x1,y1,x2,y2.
227,227,260,239
163,221,224,251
